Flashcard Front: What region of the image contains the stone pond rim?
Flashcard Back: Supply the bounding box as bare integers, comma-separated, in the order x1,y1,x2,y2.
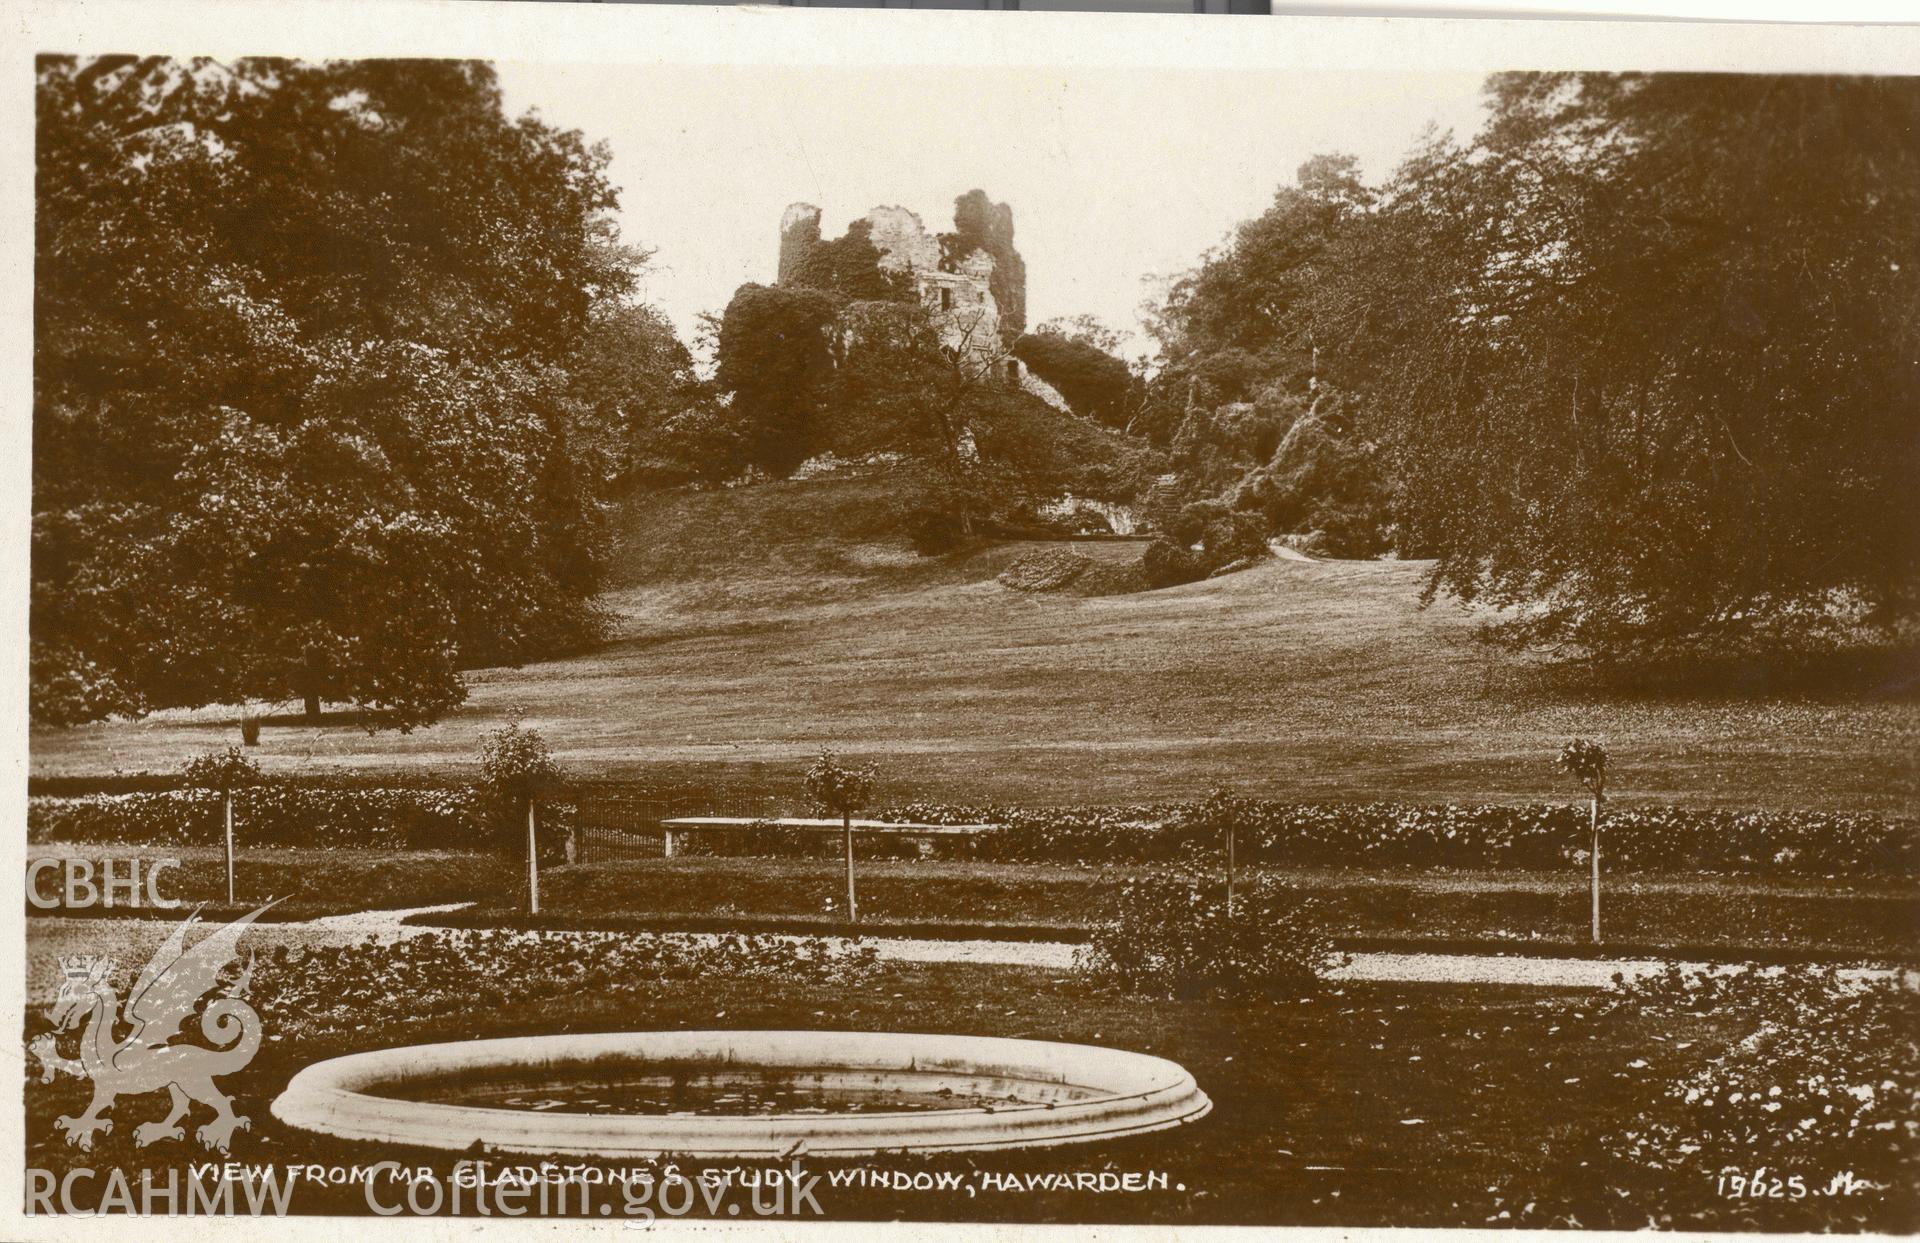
269,1030,1212,1157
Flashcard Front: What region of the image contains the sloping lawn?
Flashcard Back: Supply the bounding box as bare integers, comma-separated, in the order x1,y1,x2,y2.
31,480,1920,812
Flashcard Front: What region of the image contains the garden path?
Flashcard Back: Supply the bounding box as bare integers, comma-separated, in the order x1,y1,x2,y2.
27,908,1917,1001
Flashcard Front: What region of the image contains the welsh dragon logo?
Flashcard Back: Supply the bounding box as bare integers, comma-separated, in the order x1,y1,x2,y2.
29,902,277,1153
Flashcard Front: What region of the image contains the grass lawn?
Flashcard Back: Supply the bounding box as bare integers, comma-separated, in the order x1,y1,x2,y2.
26,843,508,919
33,839,1911,957
20,922,1914,1231
502,857,1920,957
29,479,1920,812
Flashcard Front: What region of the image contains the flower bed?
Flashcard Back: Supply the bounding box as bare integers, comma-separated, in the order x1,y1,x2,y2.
1075,872,1348,999
246,929,881,1045
1528,965,1920,1231
880,799,1917,878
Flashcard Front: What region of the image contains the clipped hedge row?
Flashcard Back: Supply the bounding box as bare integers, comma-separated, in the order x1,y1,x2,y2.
27,787,578,852
28,786,1916,879
878,799,1918,878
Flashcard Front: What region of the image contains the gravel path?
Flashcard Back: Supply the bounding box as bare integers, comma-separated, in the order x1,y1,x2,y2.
858,937,1912,990
27,907,1916,1002
305,902,480,940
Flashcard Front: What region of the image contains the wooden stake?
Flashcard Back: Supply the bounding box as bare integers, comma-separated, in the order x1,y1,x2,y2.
224,795,235,905
1590,794,1601,944
1226,824,1236,917
527,799,541,916
844,813,858,924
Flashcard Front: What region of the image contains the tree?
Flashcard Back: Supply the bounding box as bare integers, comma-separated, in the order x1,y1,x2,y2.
832,300,1017,537
803,750,877,925
1011,329,1139,429
712,283,840,475
182,746,262,905
479,716,563,915
33,57,648,729
1135,154,1392,552
1321,74,1920,665
1032,314,1126,357
563,301,709,487
1558,737,1608,943
1153,152,1370,377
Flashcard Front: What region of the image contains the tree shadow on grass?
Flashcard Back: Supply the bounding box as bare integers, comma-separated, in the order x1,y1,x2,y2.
1521,643,1920,704
250,707,399,729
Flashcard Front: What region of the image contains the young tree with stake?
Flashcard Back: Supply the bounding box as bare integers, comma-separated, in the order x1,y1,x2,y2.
804,750,877,925
182,746,262,906
1196,789,1247,916
1558,737,1609,943
480,717,563,915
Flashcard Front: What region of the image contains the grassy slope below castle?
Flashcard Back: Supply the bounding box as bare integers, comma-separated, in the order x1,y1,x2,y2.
29,476,1920,813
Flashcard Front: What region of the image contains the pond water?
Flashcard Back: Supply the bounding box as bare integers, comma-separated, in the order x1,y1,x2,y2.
376,1068,1095,1117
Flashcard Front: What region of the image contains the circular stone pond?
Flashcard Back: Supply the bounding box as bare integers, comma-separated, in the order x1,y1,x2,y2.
270,1030,1211,1157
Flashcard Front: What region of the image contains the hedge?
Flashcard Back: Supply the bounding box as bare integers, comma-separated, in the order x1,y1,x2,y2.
28,788,1916,879
27,787,577,853
876,800,1917,878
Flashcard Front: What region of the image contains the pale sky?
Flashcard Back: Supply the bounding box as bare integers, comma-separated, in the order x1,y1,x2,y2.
496,63,1491,358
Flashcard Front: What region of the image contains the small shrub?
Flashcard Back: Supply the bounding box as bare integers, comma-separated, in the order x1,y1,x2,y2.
1560,737,1609,798
1170,500,1224,546
1200,509,1269,563
804,750,877,818
182,746,262,797
1141,539,1208,588
239,715,262,747
1075,871,1346,999
478,716,565,857
1072,509,1116,536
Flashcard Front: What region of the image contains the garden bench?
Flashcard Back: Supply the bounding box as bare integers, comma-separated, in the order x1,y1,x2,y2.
656,816,1001,859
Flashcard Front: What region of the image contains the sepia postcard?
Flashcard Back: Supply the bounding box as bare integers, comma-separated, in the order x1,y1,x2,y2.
4,2,1917,1239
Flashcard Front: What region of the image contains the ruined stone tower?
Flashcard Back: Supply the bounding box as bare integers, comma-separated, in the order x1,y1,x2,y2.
775,192,1026,360
777,202,823,286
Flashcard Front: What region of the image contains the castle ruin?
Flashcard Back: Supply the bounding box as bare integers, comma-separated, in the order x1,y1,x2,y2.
778,192,1026,367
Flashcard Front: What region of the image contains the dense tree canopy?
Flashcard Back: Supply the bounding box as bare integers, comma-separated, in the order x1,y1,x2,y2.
564,302,708,487
711,283,841,476
33,56,656,727
1146,74,1919,658
1139,152,1392,555
1323,73,1920,660
1011,327,1138,430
